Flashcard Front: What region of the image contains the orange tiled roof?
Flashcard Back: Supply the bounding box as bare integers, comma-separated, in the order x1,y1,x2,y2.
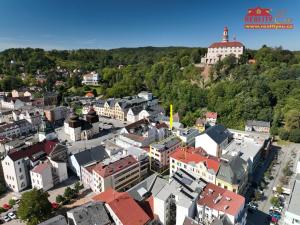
170,147,220,173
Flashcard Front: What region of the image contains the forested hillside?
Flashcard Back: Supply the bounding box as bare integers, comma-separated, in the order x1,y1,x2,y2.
0,46,299,141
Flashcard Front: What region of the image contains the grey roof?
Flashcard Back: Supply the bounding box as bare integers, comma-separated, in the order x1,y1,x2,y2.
130,106,144,115
205,125,232,144
73,146,109,166
246,120,270,128
67,202,112,225
38,215,67,225
287,179,300,216
127,174,167,201
217,156,247,185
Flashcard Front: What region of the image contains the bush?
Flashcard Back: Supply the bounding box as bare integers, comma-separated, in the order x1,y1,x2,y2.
56,195,65,204
270,196,280,207
289,129,300,143
0,207,6,213
9,199,16,206
279,129,289,140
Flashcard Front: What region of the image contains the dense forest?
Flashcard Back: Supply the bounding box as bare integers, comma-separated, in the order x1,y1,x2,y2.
0,46,299,141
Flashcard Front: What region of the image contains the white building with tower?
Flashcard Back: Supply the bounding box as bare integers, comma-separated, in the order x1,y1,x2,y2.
201,27,244,64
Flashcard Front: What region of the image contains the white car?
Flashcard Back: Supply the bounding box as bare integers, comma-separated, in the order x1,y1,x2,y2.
8,212,16,219
2,215,11,222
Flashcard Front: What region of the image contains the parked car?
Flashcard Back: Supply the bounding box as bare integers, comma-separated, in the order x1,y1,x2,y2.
248,202,258,210
2,215,11,222
8,212,16,219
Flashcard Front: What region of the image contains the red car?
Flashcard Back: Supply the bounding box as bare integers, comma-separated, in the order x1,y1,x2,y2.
2,204,11,210
51,202,59,209
271,216,279,223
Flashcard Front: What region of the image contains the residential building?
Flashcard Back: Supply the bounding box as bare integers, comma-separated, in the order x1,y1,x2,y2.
11,89,32,98
90,155,141,193
197,183,247,225
93,189,151,225
68,145,109,178
92,92,158,121
38,215,68,225
195,125,232,157
44,106,69,124
195,118,206,132
149,135,181,172
153,169,206,225
0,109,13,123
12,107,42,131
175,128,199,146
81,72,100,85
0,97,30,110
116,118,167,148
170,147,220,184
284,176,300,225
206,112,218,126
245,120,270,133
201,27,244,65
66,201,113,225
216,155,248,194
1,140,68,192
0,122,21,138
43,92,58,106
30,161,54,191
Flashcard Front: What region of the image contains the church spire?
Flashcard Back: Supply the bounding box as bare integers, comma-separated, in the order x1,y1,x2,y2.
222,26,229,42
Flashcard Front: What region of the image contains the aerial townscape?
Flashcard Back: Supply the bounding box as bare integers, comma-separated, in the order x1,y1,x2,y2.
0,1,300,225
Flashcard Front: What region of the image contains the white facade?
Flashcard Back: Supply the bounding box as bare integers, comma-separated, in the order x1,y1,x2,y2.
195,133,220,157
1,156,29,192
82,72,99,85
201,27,244,65
30,163,54,191
1,99,26,110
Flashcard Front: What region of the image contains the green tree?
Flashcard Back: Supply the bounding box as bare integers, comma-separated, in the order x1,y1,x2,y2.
284,110,300,131
289,129,300,143
279,129,289,140
17,188,52,225
63,187,76,199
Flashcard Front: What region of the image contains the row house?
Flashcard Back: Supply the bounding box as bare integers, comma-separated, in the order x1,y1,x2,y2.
0,97,30,110
170,147,220,184
92,92,158,121
13,108,42,131
1,139,68,192
0,122,21,138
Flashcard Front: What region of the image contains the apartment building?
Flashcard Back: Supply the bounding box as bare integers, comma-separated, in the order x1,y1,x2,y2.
82,155,141,193
44,106,69,124
197,183,247,225
245,120,270,133
170,147,220,184
153,169,206,225
284,176,300,225
175,128,199,146
149,135,181,172
30,161,54,191
1,140,68,192
81,72,100,85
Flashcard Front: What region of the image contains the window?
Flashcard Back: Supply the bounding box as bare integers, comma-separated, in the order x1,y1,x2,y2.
218,183,221,186
224,186,228,190
19,168,22,173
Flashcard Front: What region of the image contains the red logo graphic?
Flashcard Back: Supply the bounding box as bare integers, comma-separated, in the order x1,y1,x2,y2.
244,7,293,29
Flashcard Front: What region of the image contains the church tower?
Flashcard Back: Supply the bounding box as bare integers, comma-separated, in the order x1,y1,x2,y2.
222,26,229,42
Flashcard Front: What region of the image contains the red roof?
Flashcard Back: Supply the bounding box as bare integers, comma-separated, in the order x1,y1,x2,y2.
31,162,51,174
8,140,58,161
209,41,244,48
198,183,245,216
170,147,220,173
206,112,218,119
93,155,137,178
246,7,271,16
85,92,94,97
93,189,150,225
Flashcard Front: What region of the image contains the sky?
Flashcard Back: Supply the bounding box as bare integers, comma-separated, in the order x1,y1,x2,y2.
0,0,299,50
